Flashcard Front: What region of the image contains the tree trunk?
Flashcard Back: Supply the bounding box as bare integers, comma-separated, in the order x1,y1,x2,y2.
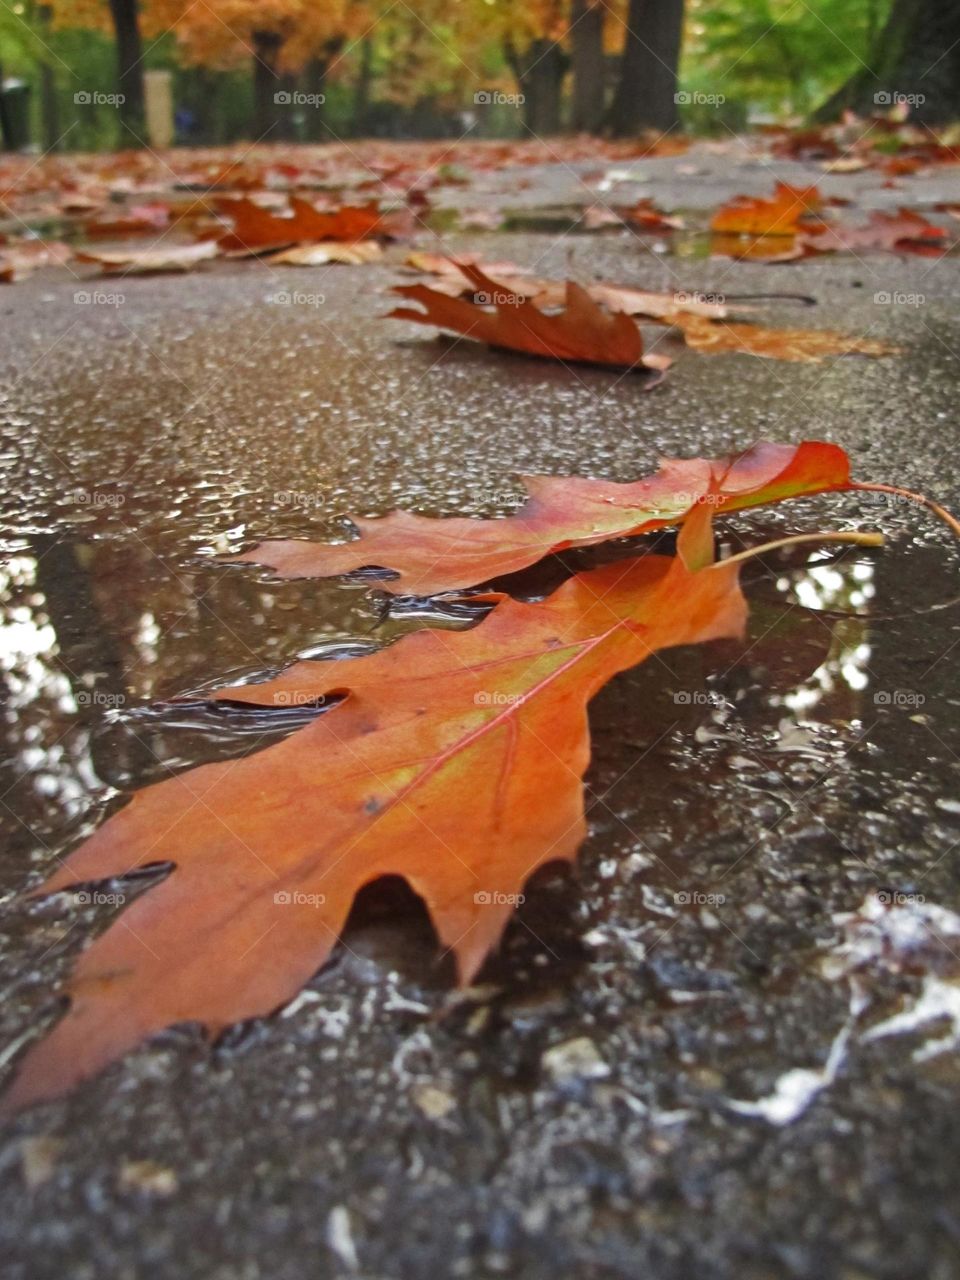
252,31,284,138
107,0,145,138
816,0,960,124
570,0,606,132
607,0,685,136
302,39,343,140
507,39,568,136
36,5,61,150
352,36,374,135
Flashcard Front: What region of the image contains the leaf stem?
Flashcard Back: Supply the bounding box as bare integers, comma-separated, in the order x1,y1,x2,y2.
717,530,884,568
851,482,960,539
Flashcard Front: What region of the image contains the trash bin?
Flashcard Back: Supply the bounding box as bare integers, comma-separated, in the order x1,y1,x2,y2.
0,78,31,150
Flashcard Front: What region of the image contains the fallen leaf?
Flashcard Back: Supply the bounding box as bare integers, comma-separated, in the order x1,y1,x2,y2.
0,510,748,1111
0,239,72,282
83,203,171,237
405,254,730,320
670,314,900,363
709,233,807,263
215,197,385,253
390,261,670,373
800,208,948,256
710,182,822,236
75,240,220,275
619,197,684,231
228,441,852,596
265,241,383,266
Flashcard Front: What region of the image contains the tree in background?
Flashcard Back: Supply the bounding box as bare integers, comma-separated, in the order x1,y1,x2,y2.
687,0,890,121
817,0,960,124
569,0,606,132
607,0,685,135
52,0,145,134
147,0,368,138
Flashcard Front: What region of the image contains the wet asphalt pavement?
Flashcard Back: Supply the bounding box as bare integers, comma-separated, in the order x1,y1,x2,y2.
1,142,960,1279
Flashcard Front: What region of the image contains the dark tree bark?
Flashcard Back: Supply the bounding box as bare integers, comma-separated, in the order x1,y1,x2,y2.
570,0,606,132
301,38,344,140
252,30,284,138
352,35,374,134
816,0,960,124
607,0,685,136
107,0,145,137
506,38,568,136
36,5,61,150
0,59,11,151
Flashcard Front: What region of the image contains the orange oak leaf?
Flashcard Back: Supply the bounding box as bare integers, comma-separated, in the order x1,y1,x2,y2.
710,182,823,236
229,441,853,597
389,262,671,373
215,197,386,253
1,511,747,1112
669,314,899,363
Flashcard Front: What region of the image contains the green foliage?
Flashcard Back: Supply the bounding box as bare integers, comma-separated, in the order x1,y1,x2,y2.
683,0,893,117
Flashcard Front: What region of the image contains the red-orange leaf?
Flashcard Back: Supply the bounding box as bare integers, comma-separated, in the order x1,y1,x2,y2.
389,262,670,373
214,197,385,253
710,182,823,236
1,511,747,1112
230,441,853,596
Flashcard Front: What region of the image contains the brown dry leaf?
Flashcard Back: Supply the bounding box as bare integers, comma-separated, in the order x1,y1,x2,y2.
391,262,670,375
0,240,72,282
75,240,220,275
800,208,948,256
216,197,385,253
265,241,383,266
672,313,900,363
404,255,729,319
619,198,684,231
